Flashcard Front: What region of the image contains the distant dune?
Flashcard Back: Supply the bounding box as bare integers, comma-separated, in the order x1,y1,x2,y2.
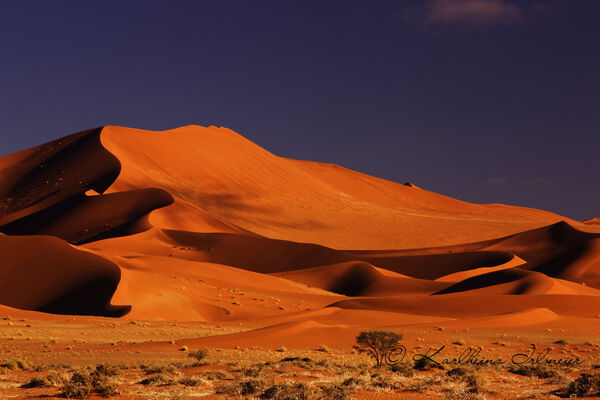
0,125,598,341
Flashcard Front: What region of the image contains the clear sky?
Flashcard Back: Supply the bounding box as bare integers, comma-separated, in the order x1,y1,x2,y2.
0,0,598,220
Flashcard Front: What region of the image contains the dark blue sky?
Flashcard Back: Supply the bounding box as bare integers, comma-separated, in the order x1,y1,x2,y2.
1,0,598,220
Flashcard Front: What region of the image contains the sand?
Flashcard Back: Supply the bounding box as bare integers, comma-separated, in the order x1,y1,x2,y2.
0,124,599,352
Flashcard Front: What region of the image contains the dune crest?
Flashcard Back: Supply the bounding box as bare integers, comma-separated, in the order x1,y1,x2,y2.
0,124,597,346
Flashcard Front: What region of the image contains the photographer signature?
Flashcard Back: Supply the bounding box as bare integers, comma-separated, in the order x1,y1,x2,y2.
411,344,582,367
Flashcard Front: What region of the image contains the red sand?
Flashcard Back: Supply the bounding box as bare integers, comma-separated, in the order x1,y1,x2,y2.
0,125,599,349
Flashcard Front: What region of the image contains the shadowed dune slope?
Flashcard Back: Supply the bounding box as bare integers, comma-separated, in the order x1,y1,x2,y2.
0,128,174,243
0,234,129,317
272,261,449,296
330,294,600,319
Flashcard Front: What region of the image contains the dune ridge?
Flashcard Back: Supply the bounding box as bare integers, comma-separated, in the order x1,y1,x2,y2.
0,124,598,345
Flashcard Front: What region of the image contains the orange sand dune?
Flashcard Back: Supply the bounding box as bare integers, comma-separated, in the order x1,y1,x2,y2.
583,217,600,225
99,125,582,250
0,125,598,346
0,235,128,316
272,261,449,296
330,294,600,319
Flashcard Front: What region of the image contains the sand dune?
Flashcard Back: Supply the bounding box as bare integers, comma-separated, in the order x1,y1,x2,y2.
272,261,448,296
583,217,600,225
0,234,128,317
0,124,598,346
99,125,582,250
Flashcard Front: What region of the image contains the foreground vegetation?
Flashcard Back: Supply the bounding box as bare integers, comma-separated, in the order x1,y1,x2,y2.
2,348,599,399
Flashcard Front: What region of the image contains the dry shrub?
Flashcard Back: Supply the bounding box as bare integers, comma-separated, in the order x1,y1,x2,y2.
142,364,179,375
509,364,558,379
61,365,121,398
342,377,368,390
202,370,234,380
61,372,92,399
179,375,204,387
21,376,47,388
241,366,263,377
259,382,316,400
2,358,29,370
215,378,266,397
389,362,415,377
561,372,600,397
188,348,209,364
139,373,177,386
259,382,350,400
445,367,488,393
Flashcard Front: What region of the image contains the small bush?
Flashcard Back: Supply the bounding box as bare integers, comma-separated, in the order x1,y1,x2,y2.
188,348,208,363
509,364,557,379
413,357,441,370
202,370,233,380
45,372,68,386
61,372,93,399
389,362,415,377
280,357,312,363
260,382,317,399
143,364,179,375
94,364,120,377
138,373,176,386
369,373,394,389
318,384,350,400
2,358,29,370
61,369,120,399
215,378,266,396
179,376,203,387
241,366,263,377
342,377,368,389
317,344,331,353
21,376,47,388
93,378,119,397
445,367,487,393
561,372,600,397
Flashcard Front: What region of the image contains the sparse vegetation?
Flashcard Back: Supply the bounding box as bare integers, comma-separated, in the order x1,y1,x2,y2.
215,377,266,397
389,361,415,377
445,367,488,393
20,376,48,388
2,358,29,370
559,372,600,397
139,373,178,386
509,364,558,378
60,365,121,398
179,375,204,387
